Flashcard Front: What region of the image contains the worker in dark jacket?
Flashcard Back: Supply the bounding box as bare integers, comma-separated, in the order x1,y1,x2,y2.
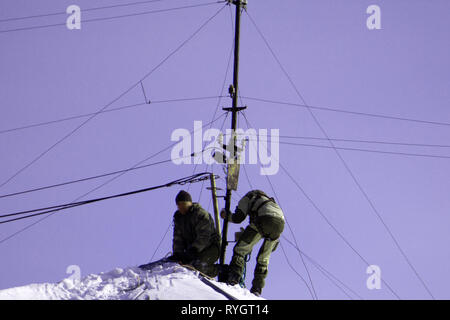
221,190,285,296
169,190,221,277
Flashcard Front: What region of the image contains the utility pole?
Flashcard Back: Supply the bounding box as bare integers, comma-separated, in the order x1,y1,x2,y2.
209,173,221,237
219,0,247,279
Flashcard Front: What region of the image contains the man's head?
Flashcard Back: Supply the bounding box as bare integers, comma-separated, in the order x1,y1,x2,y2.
175,190,192,215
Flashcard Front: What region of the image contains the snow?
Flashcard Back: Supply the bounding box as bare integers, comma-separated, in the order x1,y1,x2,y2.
0,262,264,300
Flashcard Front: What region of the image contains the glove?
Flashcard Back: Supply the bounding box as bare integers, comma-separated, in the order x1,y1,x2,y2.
220,208,231,219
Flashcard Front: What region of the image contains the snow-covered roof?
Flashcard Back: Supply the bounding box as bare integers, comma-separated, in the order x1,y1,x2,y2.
0,262,263,300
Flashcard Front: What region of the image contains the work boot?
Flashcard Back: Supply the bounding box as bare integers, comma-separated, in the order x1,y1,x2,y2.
227,272,241,286
204,264,219,278
250,286,262,297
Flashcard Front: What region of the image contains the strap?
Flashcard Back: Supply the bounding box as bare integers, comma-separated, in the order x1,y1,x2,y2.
254,198,275,214
249,192,275,217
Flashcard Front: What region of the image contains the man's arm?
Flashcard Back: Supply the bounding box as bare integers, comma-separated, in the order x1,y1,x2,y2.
220,195,250,224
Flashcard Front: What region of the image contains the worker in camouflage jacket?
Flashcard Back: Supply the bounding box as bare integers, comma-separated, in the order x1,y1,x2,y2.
169,190,221,277
221,189,285,296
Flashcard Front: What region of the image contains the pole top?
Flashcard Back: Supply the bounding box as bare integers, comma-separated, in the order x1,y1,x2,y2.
227,0,247,8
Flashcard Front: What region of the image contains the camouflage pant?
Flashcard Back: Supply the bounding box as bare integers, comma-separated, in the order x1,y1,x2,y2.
192,242,220,277
229,216,285,289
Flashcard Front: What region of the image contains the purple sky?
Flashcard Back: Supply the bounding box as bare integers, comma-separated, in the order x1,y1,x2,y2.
1,0,449,299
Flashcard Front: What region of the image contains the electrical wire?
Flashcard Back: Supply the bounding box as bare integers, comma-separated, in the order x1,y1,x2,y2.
0,3,227,191
245,10,434,299
0,172,213,225
0,1,226,34
281,236,364,300
241,110,402,299
0,145,220,200
242,96,450,128
0,112,226,245
0,0,166,23
0,96,226,136
278,135,450,149
240,111,318,300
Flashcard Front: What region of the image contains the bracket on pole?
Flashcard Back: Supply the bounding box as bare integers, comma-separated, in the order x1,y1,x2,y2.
222,106,247,112
227,0,247,8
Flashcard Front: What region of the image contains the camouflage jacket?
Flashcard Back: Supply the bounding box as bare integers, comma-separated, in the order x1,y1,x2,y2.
172,203,221,255
229,190,285,224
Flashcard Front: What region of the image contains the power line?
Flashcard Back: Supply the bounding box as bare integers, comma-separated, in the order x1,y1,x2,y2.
245,10,434,299
241,137,450,160
0,172,213,225
281,236,364,300
240,111,318,300
278,141,450,160
241,110,402,299
0,158,170,200
0,0,166,23
0,1,225,34
278,160,402,299
0,112,226,245
194,112,229,203
0,3,227,191
0,96,225,135
278,241,318,300
0,145,220,200
188,4,234,193
242,96,450,128
279,135,450,149
149,222,172,262
241,163,253,190
264,170,318,300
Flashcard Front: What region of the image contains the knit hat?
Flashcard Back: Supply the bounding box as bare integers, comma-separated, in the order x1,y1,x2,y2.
175,190,192,203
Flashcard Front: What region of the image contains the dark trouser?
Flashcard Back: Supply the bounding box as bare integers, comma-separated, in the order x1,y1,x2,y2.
229,216,285,290
192,242,220,277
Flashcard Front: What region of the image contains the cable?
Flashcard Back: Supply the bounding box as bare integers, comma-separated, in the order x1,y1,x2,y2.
0,172,212,220
237,136,450,159
0,146,219,200
0,112,226,245
281,236,364,300
0,0,166,23
0,172,213,225
245,10,434,299
188,4,235,195
0,1,225,34
242,96,450,128
0,3,227,191
0,96,225,136
241,110,402,299
240,111,318,300
266,173,318,300
279,135,450,149
278,241,317,300
278,141,450,160
195,113,230,203
0,113,225,200
150,221,172,262
241,163,253,190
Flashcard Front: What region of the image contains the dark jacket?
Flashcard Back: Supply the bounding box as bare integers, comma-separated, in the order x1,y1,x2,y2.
172,203,221,255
